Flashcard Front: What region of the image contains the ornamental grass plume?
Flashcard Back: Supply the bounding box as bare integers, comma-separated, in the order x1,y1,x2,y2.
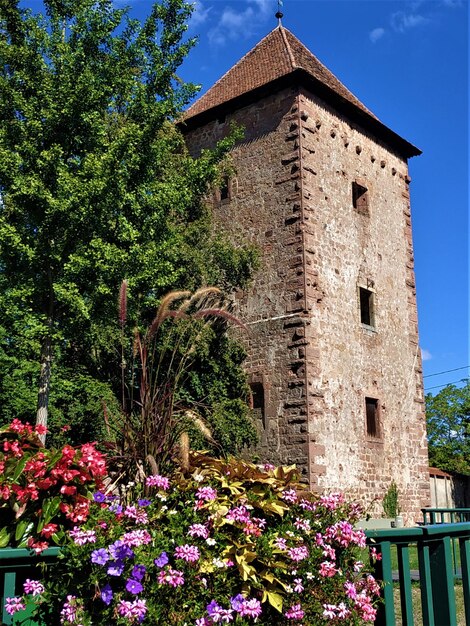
105,283,247,498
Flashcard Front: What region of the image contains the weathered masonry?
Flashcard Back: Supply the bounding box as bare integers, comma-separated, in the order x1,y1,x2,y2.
183,25,430,521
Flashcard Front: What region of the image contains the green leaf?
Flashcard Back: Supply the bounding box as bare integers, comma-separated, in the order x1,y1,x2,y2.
0,527,11,548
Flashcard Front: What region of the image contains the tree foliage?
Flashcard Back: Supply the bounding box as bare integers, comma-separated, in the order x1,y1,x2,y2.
425,380,470,475
0,0,258,449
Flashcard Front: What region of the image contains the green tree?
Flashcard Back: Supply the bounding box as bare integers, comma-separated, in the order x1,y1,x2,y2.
425,380,470,475
0,0,257,448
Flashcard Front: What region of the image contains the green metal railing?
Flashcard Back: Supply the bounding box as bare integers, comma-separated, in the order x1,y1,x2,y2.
423,507,470,524
0,547,60,625
366,522,470,626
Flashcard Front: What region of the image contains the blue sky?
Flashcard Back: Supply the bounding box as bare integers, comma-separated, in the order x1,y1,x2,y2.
176,0,469,394
23,0,470,394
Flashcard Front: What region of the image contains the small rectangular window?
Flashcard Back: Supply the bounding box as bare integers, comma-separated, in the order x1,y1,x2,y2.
359,287,375,328
352,181,369,214
365,397,380,438
250,382,266,429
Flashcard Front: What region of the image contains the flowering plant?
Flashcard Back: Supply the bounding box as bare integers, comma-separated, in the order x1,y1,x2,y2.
10,453,380,624
0,419,107,550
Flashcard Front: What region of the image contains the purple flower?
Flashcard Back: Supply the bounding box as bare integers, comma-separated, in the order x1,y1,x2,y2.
93,491,106,503
109,540,134,560
231,594,245,612
154,551,169,568
101,584,113,606
138,499,151,507
109,502,123,514
91,548,110,565
206,600,222,617
132,564,147,581
107,560,125,576
126,578,144,595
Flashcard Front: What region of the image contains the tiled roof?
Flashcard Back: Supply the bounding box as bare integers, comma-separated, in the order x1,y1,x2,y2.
185,25,378,121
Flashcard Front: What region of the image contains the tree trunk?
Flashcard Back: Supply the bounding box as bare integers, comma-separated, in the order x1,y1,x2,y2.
36,333,52,444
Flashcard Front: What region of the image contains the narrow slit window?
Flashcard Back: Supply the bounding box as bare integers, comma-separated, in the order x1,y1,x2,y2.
359,287,375,327
220,177,230,201
365,397,380,438
250,382,266,429
352,181,369,214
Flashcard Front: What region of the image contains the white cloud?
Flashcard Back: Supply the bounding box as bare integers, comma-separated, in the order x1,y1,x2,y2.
442,0,463,7
421,348,433,361
391,11,430,33
369,27,385,43
208,0,272,47
189,1,211,29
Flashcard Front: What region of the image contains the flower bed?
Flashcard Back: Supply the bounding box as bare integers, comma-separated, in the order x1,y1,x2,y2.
6,454,381,625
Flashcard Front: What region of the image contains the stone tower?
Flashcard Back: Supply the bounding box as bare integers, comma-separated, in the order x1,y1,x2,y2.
183,26,430,521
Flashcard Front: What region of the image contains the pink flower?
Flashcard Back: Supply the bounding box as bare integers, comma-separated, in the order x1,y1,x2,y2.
5,597,26,615
322,604,337,619
319,561,338,577
121,530,152,547
285,604,304,620
174,544,200,562
157,567,184,587
226,505,250,523
69,527,96,545
238,598,262,619
146,475,170,490
281,489,298,503
293,578,304,593
188,524,209,539
294,517,311,532
275,537,287,550
287,546,309,562
196,486,217,501
23,579,44,596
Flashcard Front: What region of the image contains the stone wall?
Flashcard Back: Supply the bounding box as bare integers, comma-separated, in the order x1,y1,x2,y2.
184,84,430,522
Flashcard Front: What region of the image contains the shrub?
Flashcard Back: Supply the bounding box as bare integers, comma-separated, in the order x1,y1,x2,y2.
0,420,107,550
9,454,380,625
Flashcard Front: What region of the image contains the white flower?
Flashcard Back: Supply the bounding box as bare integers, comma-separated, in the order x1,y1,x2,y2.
193,473,205,483
285,585,293,593
206,538,216,546
306,572,315,580
169,510,177,515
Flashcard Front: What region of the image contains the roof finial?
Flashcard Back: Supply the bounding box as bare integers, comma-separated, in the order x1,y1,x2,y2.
275,0,283,26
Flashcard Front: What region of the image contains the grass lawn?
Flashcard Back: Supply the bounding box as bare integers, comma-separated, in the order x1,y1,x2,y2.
393,582,465,626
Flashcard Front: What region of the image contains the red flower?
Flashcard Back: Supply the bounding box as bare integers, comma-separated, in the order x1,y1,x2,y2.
41,523,58,539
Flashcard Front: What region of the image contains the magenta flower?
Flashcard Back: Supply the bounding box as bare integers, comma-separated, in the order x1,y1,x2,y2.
145,475,170,490
285,604,305,620
174,544,200,562
23,579,44,596
69,527,96,545
188,523,209,539
5,597,26,616
281,489,298,503
196,486,217,501
121,529,152,547
238,598,262,619
287,546,309,562
157,567,184,587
